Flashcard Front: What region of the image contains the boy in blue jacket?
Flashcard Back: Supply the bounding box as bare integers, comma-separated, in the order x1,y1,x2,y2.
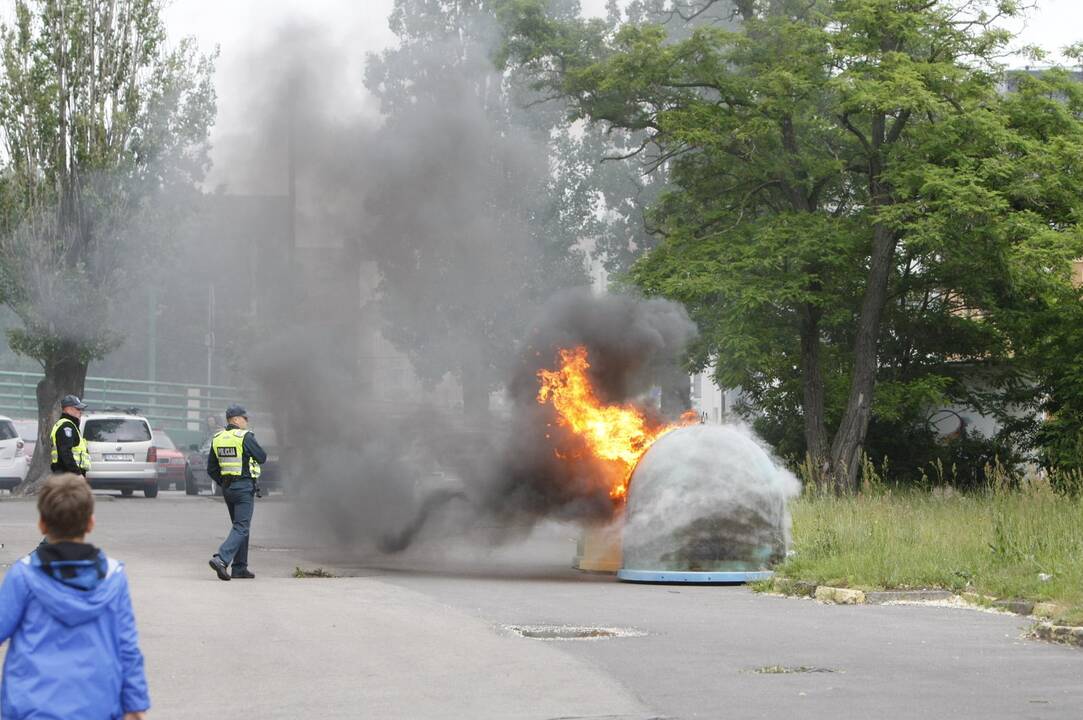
0,473,150,719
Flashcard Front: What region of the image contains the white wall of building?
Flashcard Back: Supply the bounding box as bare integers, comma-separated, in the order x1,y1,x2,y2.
690,369,742,424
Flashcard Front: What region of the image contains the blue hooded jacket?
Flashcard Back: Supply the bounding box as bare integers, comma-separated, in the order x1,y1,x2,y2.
0,545,150,720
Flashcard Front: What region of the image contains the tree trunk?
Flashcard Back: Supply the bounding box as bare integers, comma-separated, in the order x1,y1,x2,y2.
17,345,88,494
829,222,897,492
799,303,829,484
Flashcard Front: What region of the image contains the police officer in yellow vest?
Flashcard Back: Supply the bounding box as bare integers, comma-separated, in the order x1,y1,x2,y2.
207,405,266,581
51,395,91,476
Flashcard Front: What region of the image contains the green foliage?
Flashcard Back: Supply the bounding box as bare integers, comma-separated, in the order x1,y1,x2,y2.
0,0,217,367
985,69,1083,476
499,0,1083,480
1017,295,1083,476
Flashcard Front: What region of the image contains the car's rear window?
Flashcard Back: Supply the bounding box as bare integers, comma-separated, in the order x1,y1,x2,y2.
154,432,176,450
0,421,17,441
84,419,152,443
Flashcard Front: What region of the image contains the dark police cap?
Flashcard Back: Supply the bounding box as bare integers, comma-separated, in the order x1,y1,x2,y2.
60,394,88,410
225,404,248,419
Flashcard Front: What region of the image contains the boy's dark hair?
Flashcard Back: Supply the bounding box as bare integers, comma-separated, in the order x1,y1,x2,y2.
38,474,94,539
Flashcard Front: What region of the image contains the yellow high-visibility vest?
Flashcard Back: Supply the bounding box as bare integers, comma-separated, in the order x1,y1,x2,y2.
51,418,91,472
211,429,261,479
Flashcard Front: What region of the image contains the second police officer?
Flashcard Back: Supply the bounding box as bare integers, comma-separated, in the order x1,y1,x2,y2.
207,405,267,581
51,395,91,477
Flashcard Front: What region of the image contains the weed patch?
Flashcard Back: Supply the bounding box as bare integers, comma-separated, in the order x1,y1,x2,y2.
293,567,337,579
776,481,1083,623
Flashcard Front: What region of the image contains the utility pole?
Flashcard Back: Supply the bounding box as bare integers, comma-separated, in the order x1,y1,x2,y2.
206,284,216,387
287,77,297,271
148,284,158,420
148,284,158,382
280,78,298,451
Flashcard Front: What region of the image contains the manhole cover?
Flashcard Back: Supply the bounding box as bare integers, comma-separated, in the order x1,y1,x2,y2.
752,665,838,674
505,625,645,641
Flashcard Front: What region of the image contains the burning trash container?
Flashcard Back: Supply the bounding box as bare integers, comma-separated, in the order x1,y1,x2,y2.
572,523,623,573
616,424,800,583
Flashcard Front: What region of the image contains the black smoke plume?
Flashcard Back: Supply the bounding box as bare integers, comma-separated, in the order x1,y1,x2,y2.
211,18,697,554
379,289,697,552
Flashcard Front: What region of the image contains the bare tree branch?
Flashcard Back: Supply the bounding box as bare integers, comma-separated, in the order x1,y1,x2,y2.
839,111,872,156
656,0,727,26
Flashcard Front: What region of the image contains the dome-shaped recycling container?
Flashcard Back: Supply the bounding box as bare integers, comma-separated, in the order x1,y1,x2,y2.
617,424,800,583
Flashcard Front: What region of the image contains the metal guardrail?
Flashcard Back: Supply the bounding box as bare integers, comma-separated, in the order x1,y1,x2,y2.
0,371,260,448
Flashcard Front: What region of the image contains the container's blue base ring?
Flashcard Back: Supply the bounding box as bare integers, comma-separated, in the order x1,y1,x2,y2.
617,569,774,584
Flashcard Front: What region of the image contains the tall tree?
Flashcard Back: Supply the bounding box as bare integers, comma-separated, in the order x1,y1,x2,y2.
499,0,1083,490
993,66,1083,479
0,0,216,490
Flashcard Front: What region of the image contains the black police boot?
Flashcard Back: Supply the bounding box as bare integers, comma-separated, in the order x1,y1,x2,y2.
231,569,256,579
208,555,231,581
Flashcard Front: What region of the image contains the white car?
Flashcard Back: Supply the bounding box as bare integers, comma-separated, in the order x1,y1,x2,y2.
82,411,159,498
13,419,38,461
0,415,29,490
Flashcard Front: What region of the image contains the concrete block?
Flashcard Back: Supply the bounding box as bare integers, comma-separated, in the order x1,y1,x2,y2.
993,599,1035,615
865,590,955,604
1034,623,1083,648
1032,602,1060,620
815,586,866,605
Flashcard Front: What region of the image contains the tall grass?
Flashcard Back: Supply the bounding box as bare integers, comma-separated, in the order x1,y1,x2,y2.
779,476,1083,623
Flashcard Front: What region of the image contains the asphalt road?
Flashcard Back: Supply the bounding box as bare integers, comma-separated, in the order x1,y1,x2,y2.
1,492,1081,719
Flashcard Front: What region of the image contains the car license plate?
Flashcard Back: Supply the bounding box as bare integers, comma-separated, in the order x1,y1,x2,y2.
104,454,133,462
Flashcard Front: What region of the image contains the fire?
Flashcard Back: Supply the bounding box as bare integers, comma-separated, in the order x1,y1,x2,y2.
537,346,693,500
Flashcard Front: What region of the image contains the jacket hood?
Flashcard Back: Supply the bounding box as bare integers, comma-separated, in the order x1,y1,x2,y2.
21,550,125,627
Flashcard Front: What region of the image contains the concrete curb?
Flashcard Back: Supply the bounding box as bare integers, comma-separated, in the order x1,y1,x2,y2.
785,581,1053,615
771,580,1083,649
993,599,1035,615
865,589,956,604
1033,602,1061,620
960,593,1064,620
814,586,865,605
785,581,955,606
1033,623,1083,648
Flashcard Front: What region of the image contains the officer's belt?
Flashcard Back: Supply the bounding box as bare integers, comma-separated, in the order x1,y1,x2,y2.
221,476,252,489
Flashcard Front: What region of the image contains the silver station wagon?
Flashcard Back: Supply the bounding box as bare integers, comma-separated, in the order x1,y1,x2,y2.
82,411,159,498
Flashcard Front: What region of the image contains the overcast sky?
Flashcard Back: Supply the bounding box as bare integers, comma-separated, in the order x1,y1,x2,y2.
161,0,1083,193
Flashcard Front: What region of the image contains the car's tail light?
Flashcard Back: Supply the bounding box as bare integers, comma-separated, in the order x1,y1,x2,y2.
15,440,23,457
147,446,157,463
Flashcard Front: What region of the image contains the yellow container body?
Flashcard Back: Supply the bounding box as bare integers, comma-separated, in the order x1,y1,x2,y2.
573,523,623,573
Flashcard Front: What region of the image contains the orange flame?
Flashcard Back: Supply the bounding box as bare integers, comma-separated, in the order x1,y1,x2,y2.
537,346,694,500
